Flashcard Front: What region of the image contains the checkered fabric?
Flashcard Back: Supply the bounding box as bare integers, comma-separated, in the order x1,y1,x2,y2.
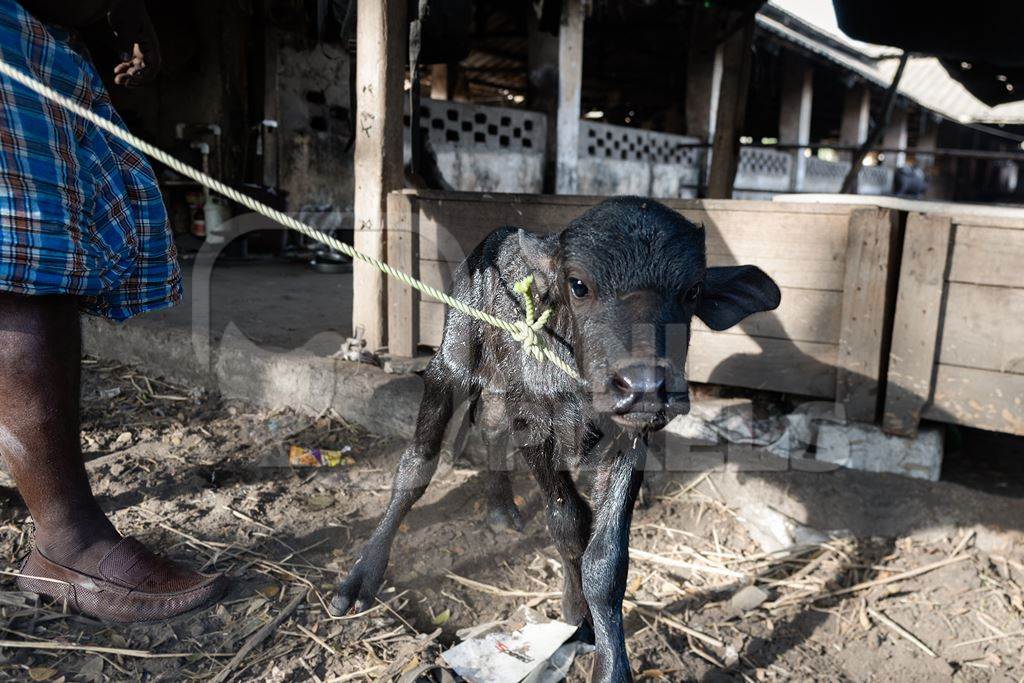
0,0,180,320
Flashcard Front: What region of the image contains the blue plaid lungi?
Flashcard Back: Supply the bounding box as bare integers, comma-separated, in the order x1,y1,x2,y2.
0,0,180,320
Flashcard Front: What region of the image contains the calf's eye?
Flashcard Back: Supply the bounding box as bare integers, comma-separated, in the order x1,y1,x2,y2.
685,282,702,302
569,278,590,299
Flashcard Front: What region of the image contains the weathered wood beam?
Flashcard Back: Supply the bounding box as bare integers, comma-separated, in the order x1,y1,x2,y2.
706,13,754,199
352,0,406,351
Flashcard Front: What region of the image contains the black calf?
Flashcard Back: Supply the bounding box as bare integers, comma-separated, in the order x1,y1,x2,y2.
331,197,780,682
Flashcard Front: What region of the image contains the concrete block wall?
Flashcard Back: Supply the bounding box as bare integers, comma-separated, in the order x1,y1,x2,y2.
404,99,547,193
578,121,701,199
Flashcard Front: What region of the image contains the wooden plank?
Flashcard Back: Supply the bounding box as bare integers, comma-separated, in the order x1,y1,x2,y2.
937,282,1024,374
386,193,419,358
948,224,1024,288
416,205,850,290
417,308,838,398
882,213,953,436
555,0,584,194
397,188,858,214
950,214,1024,230
691,288,842,344
923,364,1024,436
688,332,838,398
352,0,406,350
835,208,901,423
416,269,842,345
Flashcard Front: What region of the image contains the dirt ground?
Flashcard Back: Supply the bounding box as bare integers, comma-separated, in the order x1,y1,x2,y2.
1,359,1023,682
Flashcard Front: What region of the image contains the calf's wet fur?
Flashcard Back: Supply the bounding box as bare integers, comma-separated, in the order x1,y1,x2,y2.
330,197,780,682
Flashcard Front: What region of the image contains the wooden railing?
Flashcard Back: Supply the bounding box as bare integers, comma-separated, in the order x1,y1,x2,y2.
386,189,901,423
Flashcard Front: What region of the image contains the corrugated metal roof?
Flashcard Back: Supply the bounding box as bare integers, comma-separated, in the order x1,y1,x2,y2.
760,4,1024,125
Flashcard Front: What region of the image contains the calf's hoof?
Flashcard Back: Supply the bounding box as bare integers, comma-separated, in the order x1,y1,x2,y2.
329,560,385,616
635,477,653,510
486,503,524,533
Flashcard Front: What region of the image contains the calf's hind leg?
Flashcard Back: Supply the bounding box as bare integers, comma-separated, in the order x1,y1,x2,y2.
330,365,458,614
477,397,523,532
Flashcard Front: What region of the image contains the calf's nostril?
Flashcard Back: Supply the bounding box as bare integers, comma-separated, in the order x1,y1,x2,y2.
610,364,670,411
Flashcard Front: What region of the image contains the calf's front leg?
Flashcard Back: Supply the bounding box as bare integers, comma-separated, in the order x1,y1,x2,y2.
582,440,647,683
522,440,593,627
330,368,456,614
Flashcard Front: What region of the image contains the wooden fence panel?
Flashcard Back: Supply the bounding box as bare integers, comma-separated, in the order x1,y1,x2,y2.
884,211,1024,437
388,189,896,416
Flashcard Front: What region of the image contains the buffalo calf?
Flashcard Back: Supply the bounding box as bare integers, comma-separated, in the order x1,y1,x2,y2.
331,197,781,682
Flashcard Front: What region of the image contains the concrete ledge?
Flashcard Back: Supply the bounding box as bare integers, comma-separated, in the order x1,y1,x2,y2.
83,318,424,442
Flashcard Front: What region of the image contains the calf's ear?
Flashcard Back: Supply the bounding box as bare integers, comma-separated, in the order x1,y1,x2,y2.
518,229,558,291
697,265,781,331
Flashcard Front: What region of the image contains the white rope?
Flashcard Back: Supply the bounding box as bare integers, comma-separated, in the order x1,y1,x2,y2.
0,58,581,380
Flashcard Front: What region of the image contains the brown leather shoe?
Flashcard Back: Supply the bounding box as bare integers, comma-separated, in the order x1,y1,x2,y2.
16,537,228,623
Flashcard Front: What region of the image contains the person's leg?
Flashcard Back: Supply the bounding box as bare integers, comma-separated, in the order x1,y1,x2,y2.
0,292,121,569
1,291,227,622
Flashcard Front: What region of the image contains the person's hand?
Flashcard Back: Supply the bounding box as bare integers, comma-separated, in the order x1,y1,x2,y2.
108,1,161,86
113,43,150,86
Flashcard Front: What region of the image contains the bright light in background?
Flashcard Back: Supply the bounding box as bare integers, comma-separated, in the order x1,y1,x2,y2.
818,148,838,162
584,110,604,119
740,135,753,144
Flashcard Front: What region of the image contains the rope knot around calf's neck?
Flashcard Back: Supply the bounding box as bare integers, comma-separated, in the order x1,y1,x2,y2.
512,274,553,362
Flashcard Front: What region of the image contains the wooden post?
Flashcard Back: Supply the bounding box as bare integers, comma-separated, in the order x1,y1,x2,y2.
386,192,419,358
706,15,754,199
836,208,902,423
778,53,813,192
883,213,953,436
555,0,583,195
430,64,449,100
352,0,406,351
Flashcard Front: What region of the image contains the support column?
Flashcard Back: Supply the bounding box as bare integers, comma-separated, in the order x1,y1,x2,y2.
840,84,871,159
685,15,724,142
778,54,813,192
882,106,908,167
555,0,583,195
685,10,724,193
261,5,279,189
527,10,559,193
706,14,755,199
430,64,448,100
352,0,406,351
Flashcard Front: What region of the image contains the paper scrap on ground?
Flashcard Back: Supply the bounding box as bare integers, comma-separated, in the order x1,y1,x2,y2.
663,398,845,458
441,608,579,683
